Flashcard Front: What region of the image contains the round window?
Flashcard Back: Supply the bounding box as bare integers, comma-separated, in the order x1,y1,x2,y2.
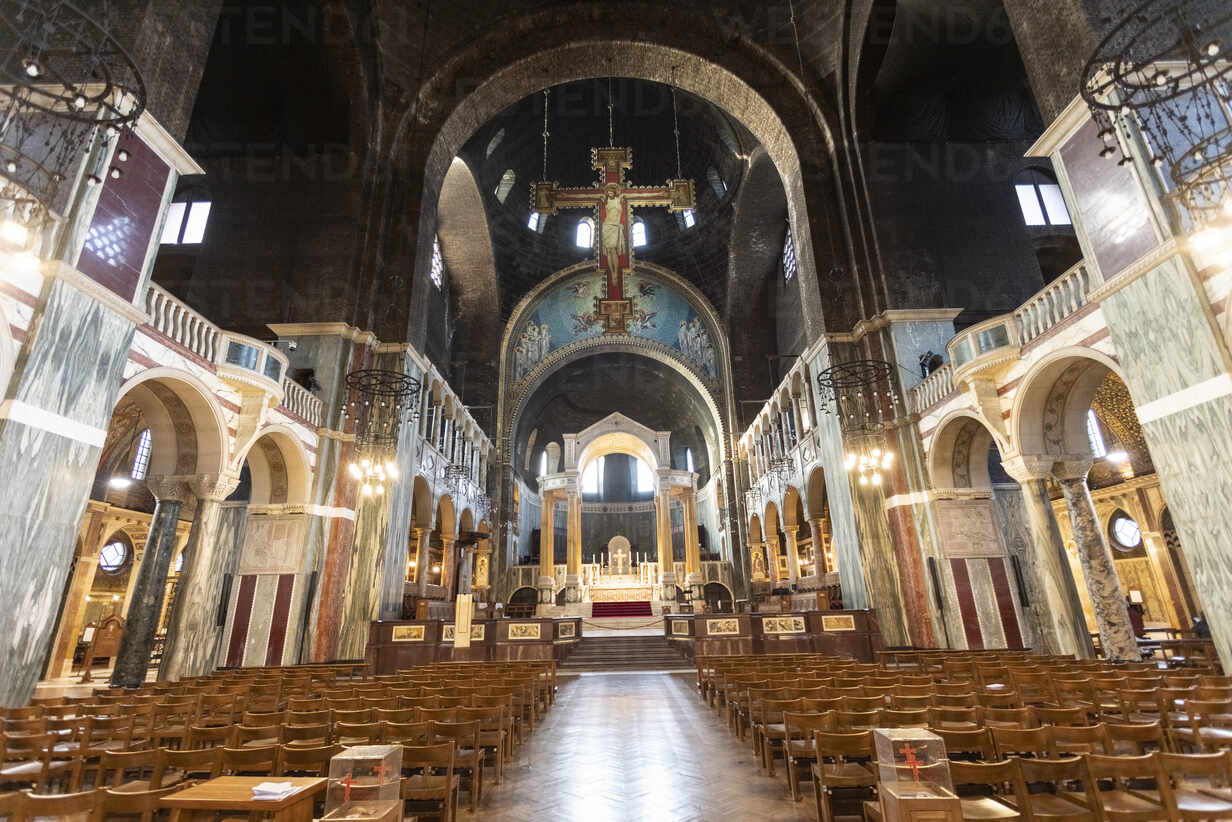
1110,514,1142,550
98,541,130,574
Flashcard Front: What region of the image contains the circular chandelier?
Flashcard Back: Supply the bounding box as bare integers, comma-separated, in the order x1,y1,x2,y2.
0,1,147,233
817,358,902,491
342,369,421,498
1080,0,1232,222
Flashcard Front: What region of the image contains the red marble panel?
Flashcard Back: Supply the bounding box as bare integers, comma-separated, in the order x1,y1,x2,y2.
264,573,295,666
986,557,1025,650
950,558,984,649
226,575,257,668
77,134,169,301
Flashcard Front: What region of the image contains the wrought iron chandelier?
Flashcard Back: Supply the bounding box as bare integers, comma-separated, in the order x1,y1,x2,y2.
817,358,902,490
0,1,147,235
1080,0,1232,224
342,369,420,497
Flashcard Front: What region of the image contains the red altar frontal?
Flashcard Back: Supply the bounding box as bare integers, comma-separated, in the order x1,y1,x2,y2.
661,610,883,662
366,617,582,674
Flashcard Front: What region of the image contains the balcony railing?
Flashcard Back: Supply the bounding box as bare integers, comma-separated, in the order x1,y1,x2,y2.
1013,261,1092,345
282,378,322,427
908,363,956,414
145,284,220,363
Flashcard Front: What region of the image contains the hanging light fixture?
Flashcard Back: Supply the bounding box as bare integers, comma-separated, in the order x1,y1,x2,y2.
1080,1,1232,225
817,358,902,491
342,369,421,498
0,1,147,236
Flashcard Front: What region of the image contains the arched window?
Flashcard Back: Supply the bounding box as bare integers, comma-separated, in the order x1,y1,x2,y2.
707,167,727,198
1086,409,1107,458
430,235,444,289
485,128,505,158
581,457,604,495
631,218,647,248
98,540,130,574
130,428,152,480
575,218,594,249
173,551,184,574
685,448,695,473
1014,169,1072,226
159,198,212,245
681,209,696,228
635,458,654,494
1109,512,1142,550
494,168,516,203
539,450,547,477
527,211,545,232
782,227,797,281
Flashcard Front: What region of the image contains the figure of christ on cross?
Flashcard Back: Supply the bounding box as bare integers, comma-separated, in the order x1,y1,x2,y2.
533,146,694,333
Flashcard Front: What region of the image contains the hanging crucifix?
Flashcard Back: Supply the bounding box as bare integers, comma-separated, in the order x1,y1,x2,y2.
533,151,693,334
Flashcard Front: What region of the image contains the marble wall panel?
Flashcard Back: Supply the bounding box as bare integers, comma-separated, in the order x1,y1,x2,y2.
238,514,307,575
338,493,388,659
968,558,1008,649
933,499,1005,558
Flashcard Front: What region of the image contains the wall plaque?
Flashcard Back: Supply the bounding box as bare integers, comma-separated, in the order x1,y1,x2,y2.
391,625,425,642
671,620,690,636
822,614,856,632
509,622,541,640
558,621,577,638
441,624,485,642
763,616,806,634
706,618,740,636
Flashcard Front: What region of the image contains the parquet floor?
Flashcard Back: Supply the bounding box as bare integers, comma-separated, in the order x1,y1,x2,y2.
480,672,816,821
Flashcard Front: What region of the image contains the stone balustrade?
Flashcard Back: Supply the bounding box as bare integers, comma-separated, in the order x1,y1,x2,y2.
145,283,221,363
1013,260,1092,344
908,363,956,414
282,377,322,427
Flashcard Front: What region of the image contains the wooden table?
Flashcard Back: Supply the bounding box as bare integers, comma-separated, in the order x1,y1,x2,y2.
160,776,327,822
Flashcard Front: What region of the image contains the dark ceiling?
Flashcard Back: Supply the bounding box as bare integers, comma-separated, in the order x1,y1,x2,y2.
457,78,756,320
512,351,718,491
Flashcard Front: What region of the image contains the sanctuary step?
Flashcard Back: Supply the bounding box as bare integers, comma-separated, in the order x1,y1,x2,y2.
560,634,692,671
590,600,653,618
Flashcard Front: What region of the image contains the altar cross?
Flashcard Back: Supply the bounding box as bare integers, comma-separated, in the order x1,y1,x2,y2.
533,146,694,333
899,742,922,782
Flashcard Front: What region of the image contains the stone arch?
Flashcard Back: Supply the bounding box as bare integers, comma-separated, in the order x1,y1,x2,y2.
928,410,1005,490
111,368,229,478
748,513,763,543
233,425,312,506
782,485,804,528
436,494,457,539
411,475,433,528
763,501,781,540
806,466,828,520
393,19,844,344
1011,348,1126,458
459,507,475,534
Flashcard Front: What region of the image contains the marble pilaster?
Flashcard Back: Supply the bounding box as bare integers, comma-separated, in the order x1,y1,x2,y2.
765,536,781,584
808,519,826,573
655,489,676,599
0,267,143,706
1055,465,1139,661
111,478,192,688
47,512,108,679
565,491,581,602
159,475,243,681
1000,456,1094,657
412,528,430,597
440,537,457,601
458,545,475,595
782,526,801,585
538,492,555,603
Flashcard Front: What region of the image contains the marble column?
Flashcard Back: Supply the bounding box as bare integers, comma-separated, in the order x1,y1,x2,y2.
0,266,143,706
1055,466,1139,662
655,489,676,600
765,535,781,584
1000,457,1094,657
120,538,151,617
111,479,190,688
538,492,555,604
159,474,241,681
565,490,582,603
47,512,108,679
808,518,827,573
457,545,475,595
412,528,430,597
683,494,702,595
440,536,457,601
782,526,801,585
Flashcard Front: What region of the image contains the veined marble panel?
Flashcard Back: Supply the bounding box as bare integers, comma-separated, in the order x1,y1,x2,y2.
238,514,307,575
933,499,1006,558
968,558,1008,649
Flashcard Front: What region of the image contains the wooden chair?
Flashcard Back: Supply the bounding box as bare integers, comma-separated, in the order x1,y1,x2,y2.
1106,722,1167,756
456,707,507,785
753,697,800,775
14,788,100,822
932,727,997,762
986,707,1039,730
97,749,159,793
97,785,180,822
231,724,283,749
782,711,838,802
1050,724,1113,756
1082,753,1166,822
811,730,877,822
947,759,1031,822
333,721,381,745
380,721,430,745
1011,757,1096,822
185,724,233,749
149,702,196,750
1154,751,1232,821
835,709,882,731
373,707,416,725
150,747,221,789
219,746,277,777
1039,707,1094,727
881,708,930,729
274,744,342,777
930,706,986,731
992,726,1057,759
0,732,79,793
1174,699,1232,752
429,721,483,812
281,723,329,749
400,742,459,822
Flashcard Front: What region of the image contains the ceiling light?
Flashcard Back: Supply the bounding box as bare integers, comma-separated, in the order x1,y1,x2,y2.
108,476,132,489
1105,450,1129,464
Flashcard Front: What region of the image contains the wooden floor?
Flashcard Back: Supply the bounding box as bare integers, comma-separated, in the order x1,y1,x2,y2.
481,672,815,821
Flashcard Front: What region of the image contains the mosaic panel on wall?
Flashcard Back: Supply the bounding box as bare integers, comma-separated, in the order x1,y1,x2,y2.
511,268,718,383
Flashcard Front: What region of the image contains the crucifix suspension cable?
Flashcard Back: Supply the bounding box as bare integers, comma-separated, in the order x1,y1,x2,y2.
670,74,682,179
542,88,550,180
607,77,614,148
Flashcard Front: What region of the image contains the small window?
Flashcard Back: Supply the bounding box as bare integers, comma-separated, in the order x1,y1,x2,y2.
1110,513,1143,550
1015,171,1072,227
782,227,797,281
635,458,654,494
685,448,695,473
527,211,547,233
494,168,516,203
160,200,212,245
98,541,129,574
631,218,647,247
707,167,727,198
575,218,594,249
681,209,696,228
1038,184,1072,225
174,551,184,574
539,450,547,477
581,457,604,495
1086,409,1107,458
485,128,505,158
430,235,444,289
130,428,152,480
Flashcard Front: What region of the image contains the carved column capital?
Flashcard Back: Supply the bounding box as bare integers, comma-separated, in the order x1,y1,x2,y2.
1051,458,1094,483
188,472,242,501
144,476,195,505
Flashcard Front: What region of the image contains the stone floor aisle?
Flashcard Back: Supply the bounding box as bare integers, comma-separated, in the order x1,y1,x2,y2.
480,672,816,821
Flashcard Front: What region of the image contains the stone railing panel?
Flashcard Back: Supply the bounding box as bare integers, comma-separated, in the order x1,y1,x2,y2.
144,283,220,363
1013,261,1092,344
